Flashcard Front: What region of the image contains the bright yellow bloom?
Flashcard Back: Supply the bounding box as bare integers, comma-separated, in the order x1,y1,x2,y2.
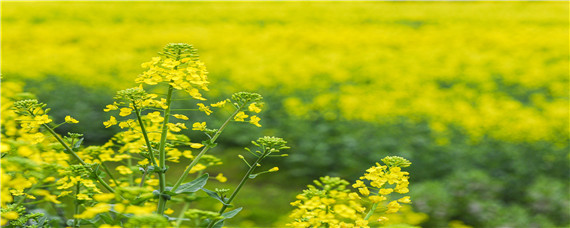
164,208,174,215
147,111,164,123
378,188,394,195
65,115,79,123
358,187,370,196
75,203,110,219
192,122,206,131
197,103,212,115
386,201,401,213
103,116,117,128
172,114,189,120
268,167,279,172
249,115,262,127
115,166,133,175
34,115,52,124
234,111,248,121
100,225,122,228
119,108,132,116
2,211,19,220
398,196,411,204
211,100,228,107
368,195,387,203
93,193,115,202
190,143,204,149
248,103,262,113
215,173,227,183
77,193,92,201
103,104,118,112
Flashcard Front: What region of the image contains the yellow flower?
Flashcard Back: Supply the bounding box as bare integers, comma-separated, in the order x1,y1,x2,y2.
119,108,132,117
190,143,204,149
77,193,92,201
397,196,411,204
269,167,279,172
192,122,206,131
147,111,164,123
2,211,19,220
197,103,212,115
378,188,394,195
100,225,122,228
215,173,227,183
103,104,118,112
352,180,365,188
65,115,79,123
116,166,133,175
164,208,174,215
93,193,115,202
75,203,110,219
386,201,401,213
172,114,189,120
103,116,117,128
234,111,248,121
249,115,262,127
358,187,370,196
248,103,262,113
34,114,52,124
167,123,187,132
368,195,387,203
211,100,228,107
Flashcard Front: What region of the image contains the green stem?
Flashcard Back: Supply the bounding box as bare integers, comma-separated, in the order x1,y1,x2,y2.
139,167,148,187
127,153,134,186
364,202,379,220
207,153,265,228
101,163,120,187
157,85,174,215
175,202,191,228
73,184,81,228
42,123,115,193
170,107,242,192
132,102,159,167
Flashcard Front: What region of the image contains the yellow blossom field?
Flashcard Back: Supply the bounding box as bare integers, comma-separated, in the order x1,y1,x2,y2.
1,1,568,227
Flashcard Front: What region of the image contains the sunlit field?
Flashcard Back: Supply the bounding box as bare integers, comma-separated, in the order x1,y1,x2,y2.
2,2,568,227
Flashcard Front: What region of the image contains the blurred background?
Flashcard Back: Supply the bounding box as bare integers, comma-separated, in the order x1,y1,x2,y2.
2,2,568,227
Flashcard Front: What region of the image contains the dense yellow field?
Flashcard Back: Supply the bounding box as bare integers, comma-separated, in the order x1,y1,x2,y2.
3,2,567,147
2,2,569,227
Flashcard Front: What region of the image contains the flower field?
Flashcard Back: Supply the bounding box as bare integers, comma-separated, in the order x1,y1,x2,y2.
1,1,568,227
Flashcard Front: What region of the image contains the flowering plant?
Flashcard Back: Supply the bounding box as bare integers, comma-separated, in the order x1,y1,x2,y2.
1,43,411,227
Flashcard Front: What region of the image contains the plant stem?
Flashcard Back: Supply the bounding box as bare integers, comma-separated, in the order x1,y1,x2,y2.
132,102,159,167
364,202,379,220
42,123,115,193
101,163,120,187
157,85,174,215
175,202,191,228
206,152,265,228
73,184,81,228
170,107,242,192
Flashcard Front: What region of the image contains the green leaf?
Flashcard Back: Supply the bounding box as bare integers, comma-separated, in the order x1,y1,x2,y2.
166,173,208,195
221,207,242,219
213,207,243,228
248,173,258,179
73,137,84,150
201,188,231,206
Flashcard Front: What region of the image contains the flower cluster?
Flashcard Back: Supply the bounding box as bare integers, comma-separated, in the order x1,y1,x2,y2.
288,156,413,227
136,43,209,100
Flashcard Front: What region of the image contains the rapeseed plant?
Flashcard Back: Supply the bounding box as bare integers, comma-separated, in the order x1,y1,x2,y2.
1,44,293,227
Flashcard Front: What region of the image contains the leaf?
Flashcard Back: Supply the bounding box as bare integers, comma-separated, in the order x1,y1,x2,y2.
73,137,84,150
221,207,243,219
165,173,208,195
213,208,243,228
201,188,231,206
248,173,258,179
